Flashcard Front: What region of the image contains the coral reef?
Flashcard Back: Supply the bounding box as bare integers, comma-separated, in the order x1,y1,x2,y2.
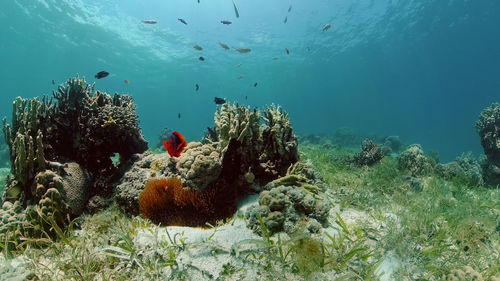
398,144,434,176
1,76,147,240
353,139,384,166
116,102,298,226
435,153,484,186
475,102,500,185
332,127,359,147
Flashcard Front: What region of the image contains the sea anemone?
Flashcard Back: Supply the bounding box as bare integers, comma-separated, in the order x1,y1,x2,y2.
138,177,235,226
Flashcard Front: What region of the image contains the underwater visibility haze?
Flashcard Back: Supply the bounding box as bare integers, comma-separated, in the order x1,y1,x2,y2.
1,0,500,280
1,0,499,160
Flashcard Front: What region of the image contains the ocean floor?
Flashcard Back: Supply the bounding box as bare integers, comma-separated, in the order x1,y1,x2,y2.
0,141,499,280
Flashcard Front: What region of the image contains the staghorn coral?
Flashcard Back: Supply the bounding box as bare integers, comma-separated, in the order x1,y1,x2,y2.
353,139,384,166
138,177,234,226
475,102,500,184
398,144,434,176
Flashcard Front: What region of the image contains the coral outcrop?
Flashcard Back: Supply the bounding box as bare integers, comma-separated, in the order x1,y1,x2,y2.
1,76,147,241
116,103,299,226
435,153,484,186
246,160,329,236
353,139,384,166
475,102,500,185
398,144,434,176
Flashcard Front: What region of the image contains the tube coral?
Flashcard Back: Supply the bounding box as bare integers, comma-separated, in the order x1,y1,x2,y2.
138,177,235,226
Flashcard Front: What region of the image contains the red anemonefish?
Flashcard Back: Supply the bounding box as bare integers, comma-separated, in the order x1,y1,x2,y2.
163,131,187,157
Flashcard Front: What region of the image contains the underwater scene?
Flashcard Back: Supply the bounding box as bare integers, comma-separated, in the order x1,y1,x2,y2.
0,0,499,280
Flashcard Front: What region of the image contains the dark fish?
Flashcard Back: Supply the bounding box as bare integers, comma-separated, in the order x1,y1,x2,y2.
195,84,199,91
232,0,240,18
284,16,288,24
95,71,109,79
51,80,55,85
221,20,232,25
214,97,226,104
142,19,157,24
218,42,230,50
235,48,251,53
285,48,290,55
178,113,181,119
199,56,205,61
193,45,203,50
272,57,278,60
124,79,130,84
178,18,188,25
322,24,331,31
288,5,292,12
254,82,258,87
198,0,200,3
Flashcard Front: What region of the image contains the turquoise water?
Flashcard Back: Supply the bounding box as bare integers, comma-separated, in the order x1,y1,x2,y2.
1,0,499,161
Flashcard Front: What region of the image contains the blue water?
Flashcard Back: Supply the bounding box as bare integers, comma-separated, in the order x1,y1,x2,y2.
1,0,499,161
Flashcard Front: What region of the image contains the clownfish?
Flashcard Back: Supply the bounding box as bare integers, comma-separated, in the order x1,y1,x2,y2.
163,131,187,157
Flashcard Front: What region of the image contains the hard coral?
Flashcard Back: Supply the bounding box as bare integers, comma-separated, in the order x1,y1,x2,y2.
475,102,500,184
353,139,384,166
398,144,433,176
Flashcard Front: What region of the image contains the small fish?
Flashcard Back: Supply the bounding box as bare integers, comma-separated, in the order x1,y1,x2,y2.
178,113,181,119
218,42,230,50
272,57,278,60
221,20,232,25
235,48,251,53
285,48,290,55
197,0,200,3
236,63,243,67
199,56,205,61
254,82,258,87
124,79,130,84
245,95,247,100
288,5,292,12
322,24,331,31
232,0,240,18
95,71,109,79
178,18,188,25
193,45,203,50
163,131,187,157
284,16,288,24
195,84,199,91
142,19,157,24
238,75,243,79
51,80,55,85
214,97,226,105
